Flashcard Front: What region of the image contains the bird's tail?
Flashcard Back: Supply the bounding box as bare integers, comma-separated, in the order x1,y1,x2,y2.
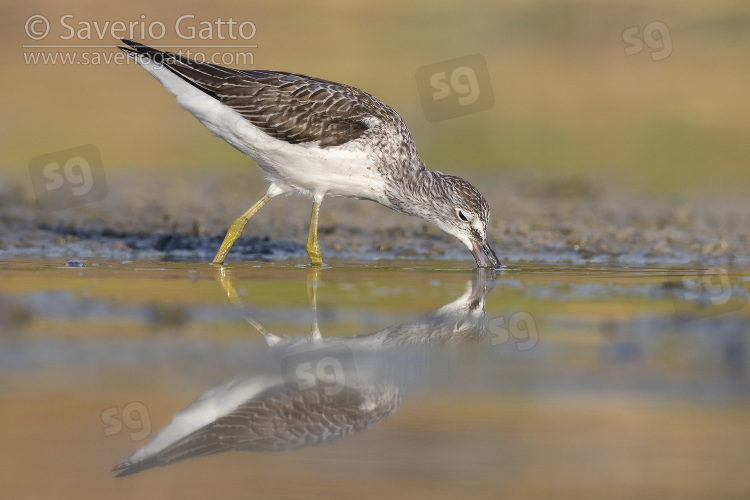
117,39,172,63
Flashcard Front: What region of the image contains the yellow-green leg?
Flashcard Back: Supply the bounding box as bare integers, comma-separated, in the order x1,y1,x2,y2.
217,265,284,346
306,267,322,340
212,193,273,264
306,200,323,266
218,266,241,305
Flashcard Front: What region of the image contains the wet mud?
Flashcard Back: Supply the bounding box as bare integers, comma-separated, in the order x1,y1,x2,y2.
1,173,747,266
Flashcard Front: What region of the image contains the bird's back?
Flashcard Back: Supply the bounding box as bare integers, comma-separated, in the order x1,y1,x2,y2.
120,40,424,200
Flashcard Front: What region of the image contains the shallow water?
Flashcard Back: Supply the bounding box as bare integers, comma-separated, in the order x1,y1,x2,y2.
1,258,749,499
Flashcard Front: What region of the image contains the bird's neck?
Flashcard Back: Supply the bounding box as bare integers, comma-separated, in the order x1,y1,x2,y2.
384,164,443,219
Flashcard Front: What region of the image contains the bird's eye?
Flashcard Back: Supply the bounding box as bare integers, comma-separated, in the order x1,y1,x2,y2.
457,210,469,222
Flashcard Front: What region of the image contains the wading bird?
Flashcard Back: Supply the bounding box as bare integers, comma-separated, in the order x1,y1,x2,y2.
119,40,500,267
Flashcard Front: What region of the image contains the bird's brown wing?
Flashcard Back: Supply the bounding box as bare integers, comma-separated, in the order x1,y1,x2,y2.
119,39,386,147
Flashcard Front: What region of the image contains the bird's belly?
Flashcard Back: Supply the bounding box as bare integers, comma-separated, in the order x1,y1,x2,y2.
253,140,388,202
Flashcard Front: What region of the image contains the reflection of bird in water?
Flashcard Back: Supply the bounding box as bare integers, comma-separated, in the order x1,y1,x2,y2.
113,369,400,477
113,269,492,477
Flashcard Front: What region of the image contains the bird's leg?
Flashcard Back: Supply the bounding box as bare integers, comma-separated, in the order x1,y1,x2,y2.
217,265,284,346
218,266,242,305
212,192,273,264
306,267,322,340
306,200,323,266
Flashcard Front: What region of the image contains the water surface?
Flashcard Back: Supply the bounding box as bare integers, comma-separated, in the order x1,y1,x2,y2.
1,259,748,499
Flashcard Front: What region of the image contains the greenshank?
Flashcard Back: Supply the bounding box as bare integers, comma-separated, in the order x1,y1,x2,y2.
119,40,501,267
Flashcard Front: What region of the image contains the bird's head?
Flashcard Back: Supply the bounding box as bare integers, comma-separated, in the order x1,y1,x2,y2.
428,174,501,268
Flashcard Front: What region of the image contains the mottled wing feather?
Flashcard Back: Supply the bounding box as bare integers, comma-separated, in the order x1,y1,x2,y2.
229,71,376,147
120,40,379,147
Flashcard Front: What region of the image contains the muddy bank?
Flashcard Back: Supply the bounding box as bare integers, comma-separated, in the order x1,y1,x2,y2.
0,172,747,266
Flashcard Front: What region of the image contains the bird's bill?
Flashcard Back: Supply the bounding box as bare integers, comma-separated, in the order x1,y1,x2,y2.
471,239,502,268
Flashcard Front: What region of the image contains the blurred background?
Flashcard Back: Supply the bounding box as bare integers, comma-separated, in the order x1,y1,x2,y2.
3,0,750,196
2,3,750,499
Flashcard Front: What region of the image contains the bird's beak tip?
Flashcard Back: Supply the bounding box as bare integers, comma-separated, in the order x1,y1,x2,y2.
471,239,502,269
